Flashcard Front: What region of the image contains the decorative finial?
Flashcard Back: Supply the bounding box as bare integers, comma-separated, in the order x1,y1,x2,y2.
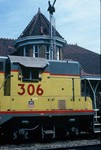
38,7,40,13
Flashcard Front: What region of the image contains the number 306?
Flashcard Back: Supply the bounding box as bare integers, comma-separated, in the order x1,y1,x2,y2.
18,84,44,96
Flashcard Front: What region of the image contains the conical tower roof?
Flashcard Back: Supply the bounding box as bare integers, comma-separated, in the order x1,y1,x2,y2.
19,8,63,39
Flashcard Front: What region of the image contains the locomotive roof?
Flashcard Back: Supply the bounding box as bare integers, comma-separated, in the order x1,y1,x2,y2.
49,59,79,64
0,56,7,63
8,55,79,66
8,55,80,76
8,55,49,68
48,60,80,76
0,56,7,59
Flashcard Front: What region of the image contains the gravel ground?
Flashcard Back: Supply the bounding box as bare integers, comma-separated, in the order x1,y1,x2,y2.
0,139,100,150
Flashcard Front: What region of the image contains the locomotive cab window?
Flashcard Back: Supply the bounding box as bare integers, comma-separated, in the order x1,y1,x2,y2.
0,62,3,71
19,65,42,82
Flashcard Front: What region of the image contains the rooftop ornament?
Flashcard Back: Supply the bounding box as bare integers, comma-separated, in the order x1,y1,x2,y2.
47,0,56,15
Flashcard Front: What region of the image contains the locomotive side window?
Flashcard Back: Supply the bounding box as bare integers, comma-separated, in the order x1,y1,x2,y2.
19,65,41,81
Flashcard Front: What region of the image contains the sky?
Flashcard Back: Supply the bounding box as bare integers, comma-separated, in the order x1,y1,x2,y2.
0,0,100,54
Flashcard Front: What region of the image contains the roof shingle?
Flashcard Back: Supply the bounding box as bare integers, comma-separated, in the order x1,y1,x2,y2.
0,38,15,56
63,44,100,75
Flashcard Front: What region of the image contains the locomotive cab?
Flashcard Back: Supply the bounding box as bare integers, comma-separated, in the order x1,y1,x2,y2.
9,56,49,82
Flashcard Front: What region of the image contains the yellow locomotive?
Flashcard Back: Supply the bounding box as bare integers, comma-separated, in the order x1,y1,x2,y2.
0,55,94,141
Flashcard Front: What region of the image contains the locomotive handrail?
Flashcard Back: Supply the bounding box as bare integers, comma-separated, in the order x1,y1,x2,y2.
0,74,13,90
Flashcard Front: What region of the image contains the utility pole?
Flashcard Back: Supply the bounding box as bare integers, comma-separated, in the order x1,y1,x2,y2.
47,0,56,60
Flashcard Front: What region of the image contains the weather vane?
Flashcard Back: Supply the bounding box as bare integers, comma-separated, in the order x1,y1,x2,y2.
47,0,56,60
47,0,56,15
